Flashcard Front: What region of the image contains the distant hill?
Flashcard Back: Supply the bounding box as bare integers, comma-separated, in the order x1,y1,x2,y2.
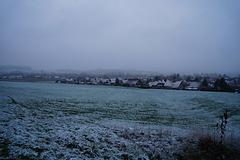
85,69,156,75
55,68,158,77
0,65,32,73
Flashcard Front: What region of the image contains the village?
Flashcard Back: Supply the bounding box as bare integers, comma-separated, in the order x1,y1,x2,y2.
1,70,239,93
56,75,239,92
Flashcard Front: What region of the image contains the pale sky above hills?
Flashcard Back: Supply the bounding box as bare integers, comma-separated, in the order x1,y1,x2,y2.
0,0,240,74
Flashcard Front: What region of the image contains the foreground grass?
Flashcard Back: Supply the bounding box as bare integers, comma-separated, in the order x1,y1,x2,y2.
1,127,239,160
1,96,239,159
179,131,240,160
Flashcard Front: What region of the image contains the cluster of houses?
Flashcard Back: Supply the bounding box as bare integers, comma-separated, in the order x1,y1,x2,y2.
1,72,239,92
0,73,69,81
55,76,238,92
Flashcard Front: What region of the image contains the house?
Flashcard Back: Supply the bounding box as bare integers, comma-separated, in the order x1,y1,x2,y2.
16,75,23,79
185,82,201,90
164,80,172,88
8,75,23,79
225,79,236,86
164,80,183,89
99,78,110,85
126,79,142,87
90,78,97,85
35,75,41,78
66,78,75,84
109,79,116,85
148,80,165,88
120,79,128,86
172,81,183,89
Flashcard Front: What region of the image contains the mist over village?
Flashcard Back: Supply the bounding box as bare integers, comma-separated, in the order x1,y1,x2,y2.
1,0,240,159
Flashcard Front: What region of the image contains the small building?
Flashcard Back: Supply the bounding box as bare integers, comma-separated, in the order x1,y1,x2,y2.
164,80,173,88
185,82,201,90
35,75,41,78
164,80,183,89
126,79,142,87
99,78,110,85
66,78,75,84
171,81,183,89
120,79,128,86
109,79,116,85
148,80,165,88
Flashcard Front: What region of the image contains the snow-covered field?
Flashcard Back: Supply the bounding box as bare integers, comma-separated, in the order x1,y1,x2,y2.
0,81,240,159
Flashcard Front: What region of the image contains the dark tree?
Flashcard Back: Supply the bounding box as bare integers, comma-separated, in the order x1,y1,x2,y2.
201,79,208,87
147,78,152,83
194,77,200,82
214,78,234,92
154,76,159,81
172,73,181,81
114,78,120,86
186,76,191,82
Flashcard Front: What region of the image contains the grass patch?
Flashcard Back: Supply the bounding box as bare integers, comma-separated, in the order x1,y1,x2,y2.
181,131,240,160
0,139,10,158
179,109,240,159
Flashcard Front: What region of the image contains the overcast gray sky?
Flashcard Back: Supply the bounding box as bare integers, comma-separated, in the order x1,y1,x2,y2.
0,0,240,74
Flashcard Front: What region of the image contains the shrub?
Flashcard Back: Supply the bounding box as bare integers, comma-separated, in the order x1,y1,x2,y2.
181,109,240,160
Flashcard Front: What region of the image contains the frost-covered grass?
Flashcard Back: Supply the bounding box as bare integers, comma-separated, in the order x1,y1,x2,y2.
0,96,181,159
0,82,240,159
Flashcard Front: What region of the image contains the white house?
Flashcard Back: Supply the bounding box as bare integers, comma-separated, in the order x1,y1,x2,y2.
185,82,201,90
164,80,183,89
148,80,165,88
